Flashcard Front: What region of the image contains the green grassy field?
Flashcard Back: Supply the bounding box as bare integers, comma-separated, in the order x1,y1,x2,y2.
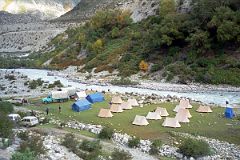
26,95,240,145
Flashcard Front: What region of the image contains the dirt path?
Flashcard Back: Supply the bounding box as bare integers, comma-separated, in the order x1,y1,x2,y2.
31,127,158,160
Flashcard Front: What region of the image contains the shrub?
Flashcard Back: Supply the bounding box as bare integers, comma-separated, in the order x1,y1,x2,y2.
18,132,29,141
0,101,14,114
150,63,163,72
110,78,139,86
111,149,132,160
128,137,140,148
11,149,35,160
19,134,45,156
139,60,149,72
178,138,211,158
0,113,13,138
61,133,78,152
149,140,162,155
79,139,102,152
98,127,114,139
5,75,16,81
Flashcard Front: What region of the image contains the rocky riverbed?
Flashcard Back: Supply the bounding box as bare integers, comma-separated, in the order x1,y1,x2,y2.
2,68,240,106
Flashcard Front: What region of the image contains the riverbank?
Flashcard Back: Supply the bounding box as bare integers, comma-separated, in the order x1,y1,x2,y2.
1,68,240,105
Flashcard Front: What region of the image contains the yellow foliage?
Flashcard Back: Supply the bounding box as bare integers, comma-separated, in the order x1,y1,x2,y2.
92,39,104,54
139,60,149,72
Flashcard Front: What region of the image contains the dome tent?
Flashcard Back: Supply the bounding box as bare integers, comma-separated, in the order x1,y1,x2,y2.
72,99,91,112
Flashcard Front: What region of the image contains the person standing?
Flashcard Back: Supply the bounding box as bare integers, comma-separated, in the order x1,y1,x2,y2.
58,105,61,113
46,107,49,115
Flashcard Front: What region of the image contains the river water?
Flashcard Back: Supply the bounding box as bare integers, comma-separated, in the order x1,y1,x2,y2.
4,69,240,106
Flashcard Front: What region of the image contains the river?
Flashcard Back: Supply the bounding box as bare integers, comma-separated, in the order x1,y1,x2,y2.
3,69,240,106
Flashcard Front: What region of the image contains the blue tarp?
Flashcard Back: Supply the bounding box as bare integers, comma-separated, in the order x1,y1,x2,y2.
225,107,235,119
86,92,104,103
72,99,92,112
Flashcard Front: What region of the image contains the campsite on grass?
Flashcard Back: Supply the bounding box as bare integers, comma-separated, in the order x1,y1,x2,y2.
26,93,240,145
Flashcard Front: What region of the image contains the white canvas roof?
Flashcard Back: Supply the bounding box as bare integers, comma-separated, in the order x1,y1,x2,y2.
111,96,123,104
76,91,87,99
61,87,76,96
196,105,213,113
51,91,69,99
128,99,139,106
120,102,132,110
98,109,113,118
110,104,123,113
162,117,181,128
155,107,169,117
176,108,192,118
146,112,161,120
175,113,190,123
132,115,149,126
174,99,192,112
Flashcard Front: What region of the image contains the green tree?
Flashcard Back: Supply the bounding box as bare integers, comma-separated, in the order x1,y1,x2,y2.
0,113,13,138
208,6,239,42
187,29,211,53
0,101,14,114
111,27,120,38
159,0,176,17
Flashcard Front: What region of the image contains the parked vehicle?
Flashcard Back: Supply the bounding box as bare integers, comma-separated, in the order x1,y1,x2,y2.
21,116,39,127
42,91,69,103
8,114,21,122
7,98,27,105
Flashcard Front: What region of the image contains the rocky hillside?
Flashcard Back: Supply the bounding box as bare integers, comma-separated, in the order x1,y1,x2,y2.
0,0,81,20
58,0,191,22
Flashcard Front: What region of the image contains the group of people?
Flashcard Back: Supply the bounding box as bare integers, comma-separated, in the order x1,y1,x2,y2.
45,105,61,115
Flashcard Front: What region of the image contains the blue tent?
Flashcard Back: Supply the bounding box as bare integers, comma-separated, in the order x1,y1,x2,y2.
225,107,234,119
86,92,104,103
72,99,92,112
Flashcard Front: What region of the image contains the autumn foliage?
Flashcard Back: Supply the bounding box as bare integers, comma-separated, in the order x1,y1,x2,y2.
139,60,149,72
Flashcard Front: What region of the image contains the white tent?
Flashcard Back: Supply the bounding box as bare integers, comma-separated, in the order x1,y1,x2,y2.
155,107,169,117
111,96,123,104
61,87,76,96
196,105,213,113
176,108,192,118
174,99,192,112
51,91,69,99
120,102,132,110
146,112,161,120
127,99,139,107
98,109,113,118
110,104,123,113
76,91,87,99
132,115,149,126
175,112,190,123
162,117,181,128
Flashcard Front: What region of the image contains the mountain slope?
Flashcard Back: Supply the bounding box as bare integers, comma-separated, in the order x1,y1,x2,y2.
0,0,81,19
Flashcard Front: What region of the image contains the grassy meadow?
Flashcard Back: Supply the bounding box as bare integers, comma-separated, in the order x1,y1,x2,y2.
26,95,240,145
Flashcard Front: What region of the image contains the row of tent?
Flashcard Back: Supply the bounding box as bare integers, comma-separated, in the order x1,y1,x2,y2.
132,99,214,128
98,97,140,117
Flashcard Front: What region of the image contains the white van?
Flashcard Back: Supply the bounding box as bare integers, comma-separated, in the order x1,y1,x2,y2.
8,114,21,122
21,116,39,127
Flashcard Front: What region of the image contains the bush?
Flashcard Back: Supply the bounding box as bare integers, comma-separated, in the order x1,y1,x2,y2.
61,133,78,152
111,149,132,160
0,113,13,138
0,101,14,114
149,139,162,155
178,138,211,158
11,149,35,160
18,132,29,141
79,139,102,152
98,127,114,139
110,78,139,86
150,63,163,72
128,137,140,148
19,134,45,156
